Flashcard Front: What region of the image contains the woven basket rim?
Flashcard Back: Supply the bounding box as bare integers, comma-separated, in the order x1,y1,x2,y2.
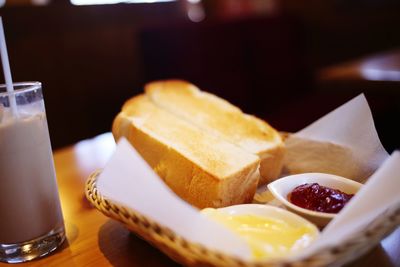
85,170,400,267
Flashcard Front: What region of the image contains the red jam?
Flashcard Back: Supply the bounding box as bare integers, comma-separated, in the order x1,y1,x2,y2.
288,183,354,214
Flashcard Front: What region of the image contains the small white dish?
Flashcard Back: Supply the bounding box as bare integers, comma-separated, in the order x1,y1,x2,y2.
267,173,363,227
202,204,320,261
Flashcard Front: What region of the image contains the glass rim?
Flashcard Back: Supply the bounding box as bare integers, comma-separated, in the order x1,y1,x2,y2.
0,82,42,97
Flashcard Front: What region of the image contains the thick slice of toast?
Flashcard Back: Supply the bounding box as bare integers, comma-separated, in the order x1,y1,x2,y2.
145,80,284,184
112,94,260,208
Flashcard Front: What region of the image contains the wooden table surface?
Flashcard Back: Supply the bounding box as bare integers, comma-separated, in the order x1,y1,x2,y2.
1,132,399,267
318,48,400,83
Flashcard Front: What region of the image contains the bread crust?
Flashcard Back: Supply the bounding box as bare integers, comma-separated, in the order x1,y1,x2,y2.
258,144,285,184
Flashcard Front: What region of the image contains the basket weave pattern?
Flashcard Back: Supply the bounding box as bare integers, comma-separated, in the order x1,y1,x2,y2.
85,171,400,267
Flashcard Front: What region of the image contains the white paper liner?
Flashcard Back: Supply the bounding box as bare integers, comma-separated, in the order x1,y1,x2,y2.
283,94,389,182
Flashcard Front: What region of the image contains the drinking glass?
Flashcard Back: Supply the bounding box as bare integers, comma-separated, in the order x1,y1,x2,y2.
0,82,65,263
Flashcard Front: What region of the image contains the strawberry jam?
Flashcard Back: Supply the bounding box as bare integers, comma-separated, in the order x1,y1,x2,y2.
288,183,354,214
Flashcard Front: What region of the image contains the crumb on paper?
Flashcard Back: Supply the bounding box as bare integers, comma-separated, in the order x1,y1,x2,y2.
253,188,286,208
253,190,274,204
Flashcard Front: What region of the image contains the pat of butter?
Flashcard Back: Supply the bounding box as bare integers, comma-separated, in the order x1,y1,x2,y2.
201,208,318,260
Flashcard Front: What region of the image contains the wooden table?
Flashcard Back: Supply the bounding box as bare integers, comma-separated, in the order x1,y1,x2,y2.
1,133,399,267
317,48,400,94
318,49,400,82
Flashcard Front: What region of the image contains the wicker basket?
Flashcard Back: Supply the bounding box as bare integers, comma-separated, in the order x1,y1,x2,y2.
85,170,400,267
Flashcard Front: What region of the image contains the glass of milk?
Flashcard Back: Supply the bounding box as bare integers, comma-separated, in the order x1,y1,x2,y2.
0,82,65,263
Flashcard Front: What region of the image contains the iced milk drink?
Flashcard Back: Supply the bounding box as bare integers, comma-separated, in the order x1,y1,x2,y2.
0,82,65,263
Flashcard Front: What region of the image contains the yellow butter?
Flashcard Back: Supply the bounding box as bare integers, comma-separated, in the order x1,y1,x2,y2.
201,208,317,260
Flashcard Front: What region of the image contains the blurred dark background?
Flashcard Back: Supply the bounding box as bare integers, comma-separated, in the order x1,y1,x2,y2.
0,0,399,152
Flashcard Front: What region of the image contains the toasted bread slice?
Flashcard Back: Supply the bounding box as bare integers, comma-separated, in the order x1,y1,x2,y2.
145,80,284,184
113,94,260,208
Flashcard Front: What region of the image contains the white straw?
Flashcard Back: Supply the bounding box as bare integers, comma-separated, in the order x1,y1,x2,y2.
0,17,18,118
